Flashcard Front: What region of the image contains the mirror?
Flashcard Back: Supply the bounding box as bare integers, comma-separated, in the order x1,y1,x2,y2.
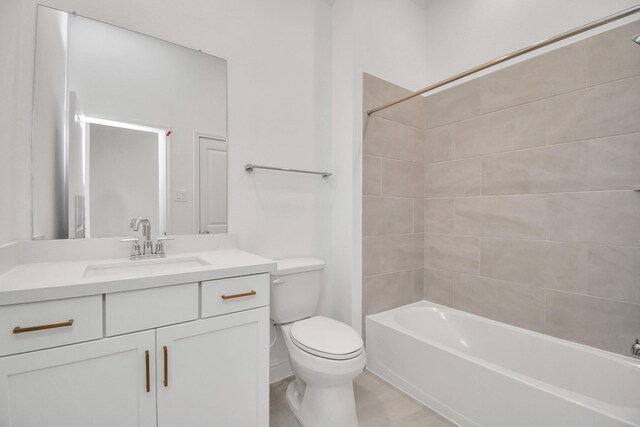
31,6,228,240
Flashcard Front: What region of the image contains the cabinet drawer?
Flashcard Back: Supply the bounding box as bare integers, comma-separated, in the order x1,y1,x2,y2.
201,274,269,318
105,283,198,336
0,295,103,357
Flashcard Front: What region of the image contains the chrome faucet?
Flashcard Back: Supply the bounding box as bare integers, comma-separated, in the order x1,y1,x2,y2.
121,218,173,260
130,218,153,255
632,339,640,357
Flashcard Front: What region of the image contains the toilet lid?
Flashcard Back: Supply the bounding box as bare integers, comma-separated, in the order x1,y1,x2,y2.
290,316,364,360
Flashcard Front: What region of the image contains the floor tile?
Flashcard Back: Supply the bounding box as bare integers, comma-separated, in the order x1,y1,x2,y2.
269,370,456,426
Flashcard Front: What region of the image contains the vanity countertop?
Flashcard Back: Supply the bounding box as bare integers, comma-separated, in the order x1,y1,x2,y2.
0,249,276,306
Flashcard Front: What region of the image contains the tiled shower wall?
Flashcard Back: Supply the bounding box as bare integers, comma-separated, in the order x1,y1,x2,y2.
363,20,640,356
362,74,426,332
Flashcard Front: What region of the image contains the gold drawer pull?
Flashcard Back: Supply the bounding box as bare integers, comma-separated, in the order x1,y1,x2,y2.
221,290,257,300
163,346,169,387
13,319,74,334
145,350,150,393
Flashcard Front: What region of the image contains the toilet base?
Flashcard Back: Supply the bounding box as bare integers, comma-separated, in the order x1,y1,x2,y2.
286,377,358,427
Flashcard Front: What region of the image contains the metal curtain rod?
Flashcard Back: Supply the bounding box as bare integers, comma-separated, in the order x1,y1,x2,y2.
367,4,640,116
245,164,332,179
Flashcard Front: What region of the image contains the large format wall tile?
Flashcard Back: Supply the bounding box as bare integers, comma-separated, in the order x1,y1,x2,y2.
455,195,547,239
586,20,640,86
413,199,424,233
425,158,481,197
381,159,424,198
588,133,640,190
454,274,545,331
425,124,455,163
363,236,381,277
424,234,479,274
456,101,546,159
362,270,416,317
379,234,424,273
587,244,640,304
545,291,640,355
425,79,482,128
364,73,426,129
363,74,427,319
424,198,454,234
364,115,425,163
423,267,454,306
480,42,586,114
547,75,640,144
480,238,587,292
363,155,381,196
545,192,640,246
482,143,588,195
363,196,414,236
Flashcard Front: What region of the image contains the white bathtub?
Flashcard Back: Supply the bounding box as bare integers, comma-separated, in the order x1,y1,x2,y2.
366,300,640,427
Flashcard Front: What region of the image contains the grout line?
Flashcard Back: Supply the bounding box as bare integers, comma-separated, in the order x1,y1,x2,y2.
425,187,638,199
425,72,640,131
421,266,640,308
366,111,427,133
425,130,640,166
364,152,425,166
421,231,640,249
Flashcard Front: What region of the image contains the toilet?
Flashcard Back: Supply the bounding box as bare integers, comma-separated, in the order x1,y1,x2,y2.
271,258,365,427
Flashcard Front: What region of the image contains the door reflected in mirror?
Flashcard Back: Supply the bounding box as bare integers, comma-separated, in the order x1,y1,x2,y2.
31,6,228,240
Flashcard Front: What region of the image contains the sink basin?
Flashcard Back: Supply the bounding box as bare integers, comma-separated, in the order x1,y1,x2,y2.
83,257,210,278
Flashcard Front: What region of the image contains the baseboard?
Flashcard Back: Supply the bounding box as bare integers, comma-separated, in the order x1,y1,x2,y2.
270,359,293,384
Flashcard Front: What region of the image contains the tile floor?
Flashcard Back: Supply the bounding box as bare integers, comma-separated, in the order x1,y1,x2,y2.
269,369,456,427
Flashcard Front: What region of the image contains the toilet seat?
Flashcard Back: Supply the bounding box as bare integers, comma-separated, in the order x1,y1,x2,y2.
290,316,364,360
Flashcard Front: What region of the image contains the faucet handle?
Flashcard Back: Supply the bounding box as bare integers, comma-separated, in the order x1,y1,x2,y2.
120,238,141,258
155,236,174,256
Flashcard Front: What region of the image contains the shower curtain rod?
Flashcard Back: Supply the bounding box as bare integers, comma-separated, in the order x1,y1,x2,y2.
367,4,640,116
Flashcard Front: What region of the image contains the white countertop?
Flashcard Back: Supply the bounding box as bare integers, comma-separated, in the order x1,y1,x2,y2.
0,249,276,306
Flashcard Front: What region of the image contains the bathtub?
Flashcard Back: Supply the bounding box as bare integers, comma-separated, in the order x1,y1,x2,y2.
366,300,640,427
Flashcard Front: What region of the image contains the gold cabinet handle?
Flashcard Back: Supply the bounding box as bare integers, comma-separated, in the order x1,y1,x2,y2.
163,346,168,387
13,319,74,334
221,290,257,300
145,350,150,393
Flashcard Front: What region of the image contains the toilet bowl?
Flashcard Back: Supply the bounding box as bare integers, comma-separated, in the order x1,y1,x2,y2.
280,317,365,427
270,258,365,427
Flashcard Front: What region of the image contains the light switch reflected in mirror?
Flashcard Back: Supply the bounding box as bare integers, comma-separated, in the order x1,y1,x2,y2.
31,6,228,240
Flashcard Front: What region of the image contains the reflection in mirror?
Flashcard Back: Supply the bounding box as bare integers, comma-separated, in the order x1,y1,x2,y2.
86,121,165,238
32,6,228,240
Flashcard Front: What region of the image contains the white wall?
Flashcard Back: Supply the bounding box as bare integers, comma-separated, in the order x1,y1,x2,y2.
356,0,430,92
422,0,640,86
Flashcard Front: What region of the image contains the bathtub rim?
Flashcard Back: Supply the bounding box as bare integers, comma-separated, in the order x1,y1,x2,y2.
367,300,640,367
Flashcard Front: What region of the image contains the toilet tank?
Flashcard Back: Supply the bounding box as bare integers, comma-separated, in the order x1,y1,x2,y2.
270,257,326,324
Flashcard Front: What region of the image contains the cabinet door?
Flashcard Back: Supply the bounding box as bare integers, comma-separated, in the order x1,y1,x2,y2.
156,307,269,427
0,330,156,427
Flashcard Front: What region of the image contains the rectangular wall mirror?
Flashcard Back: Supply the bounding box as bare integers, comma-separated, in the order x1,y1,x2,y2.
31,6,228,240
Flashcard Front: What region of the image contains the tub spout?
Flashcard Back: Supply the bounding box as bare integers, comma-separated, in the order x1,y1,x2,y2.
631,339,640,357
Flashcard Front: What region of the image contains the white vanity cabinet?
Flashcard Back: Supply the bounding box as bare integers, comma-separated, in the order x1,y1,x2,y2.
156,307,269,427
0,272,270,427
0,330,157,427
